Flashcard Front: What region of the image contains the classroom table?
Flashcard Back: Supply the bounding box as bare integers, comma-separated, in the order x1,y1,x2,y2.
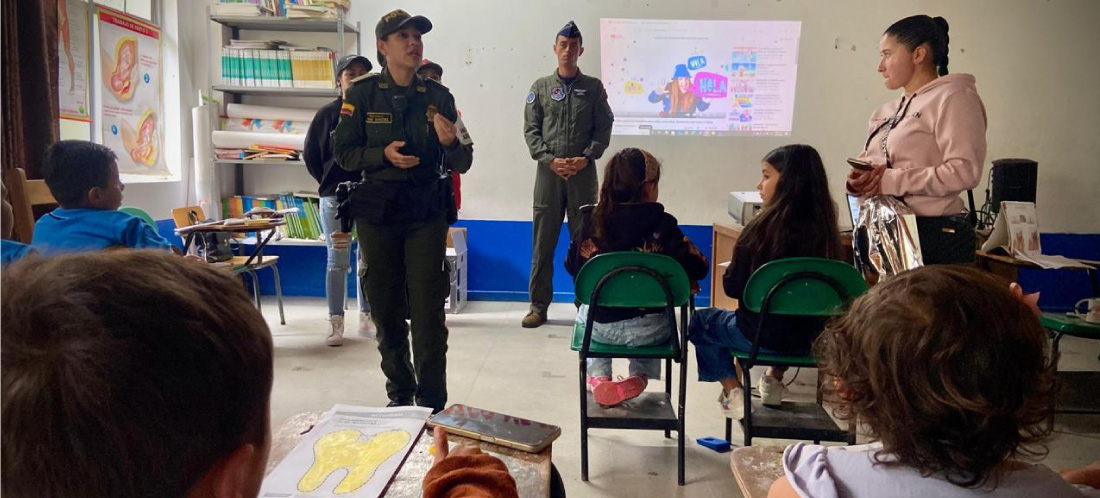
730,445,787,498
176,218,285,267
266,411,554,498
975,251,1099,296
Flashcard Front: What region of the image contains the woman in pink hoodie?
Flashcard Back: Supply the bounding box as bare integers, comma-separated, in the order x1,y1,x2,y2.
848,15,987,264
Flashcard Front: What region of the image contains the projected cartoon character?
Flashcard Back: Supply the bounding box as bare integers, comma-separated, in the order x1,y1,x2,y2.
648,64,711,117
102,36,138,102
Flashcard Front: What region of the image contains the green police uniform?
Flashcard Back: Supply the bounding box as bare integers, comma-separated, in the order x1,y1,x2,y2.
333,67,472,411
523,69,613,316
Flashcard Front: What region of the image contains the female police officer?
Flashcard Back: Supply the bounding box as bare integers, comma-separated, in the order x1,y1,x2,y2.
333,9,472,412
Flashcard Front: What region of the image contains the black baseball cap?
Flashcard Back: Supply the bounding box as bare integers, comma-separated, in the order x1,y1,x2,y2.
417,59,443,77
335,54,372,78
375,9,432,39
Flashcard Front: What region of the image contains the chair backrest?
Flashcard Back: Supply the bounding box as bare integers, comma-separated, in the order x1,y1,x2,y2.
742,257,868,317
2,168,57,243
119,206,157,230
574,252,691,308
171,205,206,229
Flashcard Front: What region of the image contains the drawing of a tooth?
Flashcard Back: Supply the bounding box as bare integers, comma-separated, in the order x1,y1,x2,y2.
298,429,410,494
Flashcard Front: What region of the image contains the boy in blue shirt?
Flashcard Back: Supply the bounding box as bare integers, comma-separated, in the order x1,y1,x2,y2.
32,140,171,255
1,180,34,266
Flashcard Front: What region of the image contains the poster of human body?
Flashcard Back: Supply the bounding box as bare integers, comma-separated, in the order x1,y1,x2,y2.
98,8,170,178
58,0,90,121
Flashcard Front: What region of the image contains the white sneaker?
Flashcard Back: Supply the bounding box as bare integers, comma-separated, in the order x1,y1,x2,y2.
758,375,787,407
719,387,747,420
326,315,345,347
358,312,376,340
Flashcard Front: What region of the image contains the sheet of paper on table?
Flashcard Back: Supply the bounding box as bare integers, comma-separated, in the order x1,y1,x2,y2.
260,405,432,498
982,201,1092,270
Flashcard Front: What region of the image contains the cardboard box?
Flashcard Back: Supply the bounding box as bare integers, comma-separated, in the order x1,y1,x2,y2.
444,227,468,314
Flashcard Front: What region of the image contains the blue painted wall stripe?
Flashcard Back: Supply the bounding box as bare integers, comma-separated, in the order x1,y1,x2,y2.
158,218,1097,313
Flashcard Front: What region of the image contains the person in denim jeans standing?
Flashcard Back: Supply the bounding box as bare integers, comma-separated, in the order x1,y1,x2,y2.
304,54,376,346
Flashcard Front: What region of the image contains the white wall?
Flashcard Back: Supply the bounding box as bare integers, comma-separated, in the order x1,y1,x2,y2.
142,0,1100,232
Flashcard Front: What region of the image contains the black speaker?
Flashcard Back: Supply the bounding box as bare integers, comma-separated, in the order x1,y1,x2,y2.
990,158,1037,214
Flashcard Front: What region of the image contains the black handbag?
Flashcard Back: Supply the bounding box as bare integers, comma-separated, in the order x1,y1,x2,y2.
187,211,234,263
913,191,978,265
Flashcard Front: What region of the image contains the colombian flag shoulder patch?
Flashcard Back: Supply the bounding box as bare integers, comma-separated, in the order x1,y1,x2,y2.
340,102,355,117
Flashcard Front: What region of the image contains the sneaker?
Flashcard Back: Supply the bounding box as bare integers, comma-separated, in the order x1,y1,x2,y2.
586,376,612,391
326,315,345,347
719,387,747,420
758,375,787,407
521,310,547,328
592,375,647,407
358,312,376,340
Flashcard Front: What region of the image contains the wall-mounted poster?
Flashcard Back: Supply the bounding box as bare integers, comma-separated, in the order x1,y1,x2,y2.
98,7,173,179
58,0,91,122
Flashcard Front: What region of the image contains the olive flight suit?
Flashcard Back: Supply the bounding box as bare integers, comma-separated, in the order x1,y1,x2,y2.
523,70,613,315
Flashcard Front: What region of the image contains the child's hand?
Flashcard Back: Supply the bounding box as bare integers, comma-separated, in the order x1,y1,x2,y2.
431,425,482,466
329,232,351,250
1009,282,1041,317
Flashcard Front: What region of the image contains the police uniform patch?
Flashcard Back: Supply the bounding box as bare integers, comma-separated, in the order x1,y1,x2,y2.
550,86,566,101
340,102,355,117
526,91,536,104
366,112,392,124
416,86,427,93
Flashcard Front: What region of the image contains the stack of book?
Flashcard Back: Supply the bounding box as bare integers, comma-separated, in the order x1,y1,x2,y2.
286,0,350,19
223,192,323,240
221,43,335,89
213,0,273,17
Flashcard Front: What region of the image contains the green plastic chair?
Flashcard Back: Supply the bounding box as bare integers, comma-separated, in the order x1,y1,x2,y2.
725,257,867,446
569,252,693,486
1040,312,1100,429
119,206,157,230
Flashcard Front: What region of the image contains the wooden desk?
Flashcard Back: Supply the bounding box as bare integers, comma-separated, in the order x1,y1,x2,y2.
710,224,855,310
730,445,786,498
177,219,286,266
268,411,553,498
975,251,1099,296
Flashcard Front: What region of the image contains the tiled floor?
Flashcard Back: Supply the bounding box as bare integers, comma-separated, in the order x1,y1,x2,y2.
263,298,1100,498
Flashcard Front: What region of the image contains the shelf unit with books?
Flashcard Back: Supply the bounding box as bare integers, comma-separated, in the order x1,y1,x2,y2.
205,4,361,198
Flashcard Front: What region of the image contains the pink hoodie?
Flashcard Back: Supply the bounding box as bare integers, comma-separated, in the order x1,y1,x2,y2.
854,74,987,217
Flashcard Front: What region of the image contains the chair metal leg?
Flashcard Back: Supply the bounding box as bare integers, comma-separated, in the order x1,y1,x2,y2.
246,270,261,311
665,357,673,439
742,362,753,447
271,265,285,325
579,354,589,482
725,418,732,442
678,343,687,486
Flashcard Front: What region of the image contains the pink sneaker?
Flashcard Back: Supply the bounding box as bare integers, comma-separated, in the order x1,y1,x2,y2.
593,375,647,407
587,376,611,391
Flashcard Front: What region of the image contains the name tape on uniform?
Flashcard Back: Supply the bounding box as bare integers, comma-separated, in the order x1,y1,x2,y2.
366,112,392,124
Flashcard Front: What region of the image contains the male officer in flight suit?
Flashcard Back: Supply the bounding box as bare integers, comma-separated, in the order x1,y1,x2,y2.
522,20,613,328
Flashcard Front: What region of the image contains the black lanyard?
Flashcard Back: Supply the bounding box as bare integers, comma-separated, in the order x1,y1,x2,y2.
863,94,915,168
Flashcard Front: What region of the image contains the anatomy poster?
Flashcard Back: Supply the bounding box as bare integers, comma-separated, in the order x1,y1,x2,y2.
98,8,171,178
261,405,431,498
58,0,90,121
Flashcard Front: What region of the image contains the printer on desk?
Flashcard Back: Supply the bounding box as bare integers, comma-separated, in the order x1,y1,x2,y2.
728,191,764,226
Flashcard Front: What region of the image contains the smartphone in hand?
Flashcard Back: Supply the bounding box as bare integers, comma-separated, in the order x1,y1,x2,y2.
847,157,874,171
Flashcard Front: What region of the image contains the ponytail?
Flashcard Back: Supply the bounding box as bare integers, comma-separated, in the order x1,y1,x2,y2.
591,148,661,242
885,15,951,77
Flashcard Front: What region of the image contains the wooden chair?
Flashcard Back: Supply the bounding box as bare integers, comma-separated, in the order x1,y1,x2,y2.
2,168,57,243
171,205,285,325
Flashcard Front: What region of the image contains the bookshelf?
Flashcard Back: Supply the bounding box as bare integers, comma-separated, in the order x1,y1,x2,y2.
205,5,361,196
214,159,306,166
209,15,359,33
